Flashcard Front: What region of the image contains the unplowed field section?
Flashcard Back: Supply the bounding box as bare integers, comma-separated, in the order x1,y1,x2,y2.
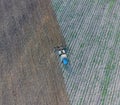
52,0,120,105
0,0,70,105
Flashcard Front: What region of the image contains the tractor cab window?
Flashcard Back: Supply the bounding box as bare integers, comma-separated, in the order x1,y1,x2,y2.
62,50,65,54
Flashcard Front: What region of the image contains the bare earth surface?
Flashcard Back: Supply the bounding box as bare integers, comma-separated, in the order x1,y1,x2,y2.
0,0,70,105
52,0,120,105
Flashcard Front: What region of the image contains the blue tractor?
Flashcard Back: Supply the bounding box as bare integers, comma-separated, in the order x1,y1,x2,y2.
54,46,69,65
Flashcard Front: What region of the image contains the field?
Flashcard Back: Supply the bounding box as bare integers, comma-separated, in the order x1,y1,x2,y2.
52,0,120,105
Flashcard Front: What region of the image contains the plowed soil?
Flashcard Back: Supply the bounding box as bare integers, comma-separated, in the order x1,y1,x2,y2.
0,0,70,105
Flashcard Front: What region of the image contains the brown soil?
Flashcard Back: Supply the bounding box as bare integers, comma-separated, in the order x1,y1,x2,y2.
0,0,69,105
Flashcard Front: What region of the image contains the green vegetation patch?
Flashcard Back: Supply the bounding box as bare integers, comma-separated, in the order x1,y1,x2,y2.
70,31,78,39
101,48,115,105
79,43,85,48
108,0,116,12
